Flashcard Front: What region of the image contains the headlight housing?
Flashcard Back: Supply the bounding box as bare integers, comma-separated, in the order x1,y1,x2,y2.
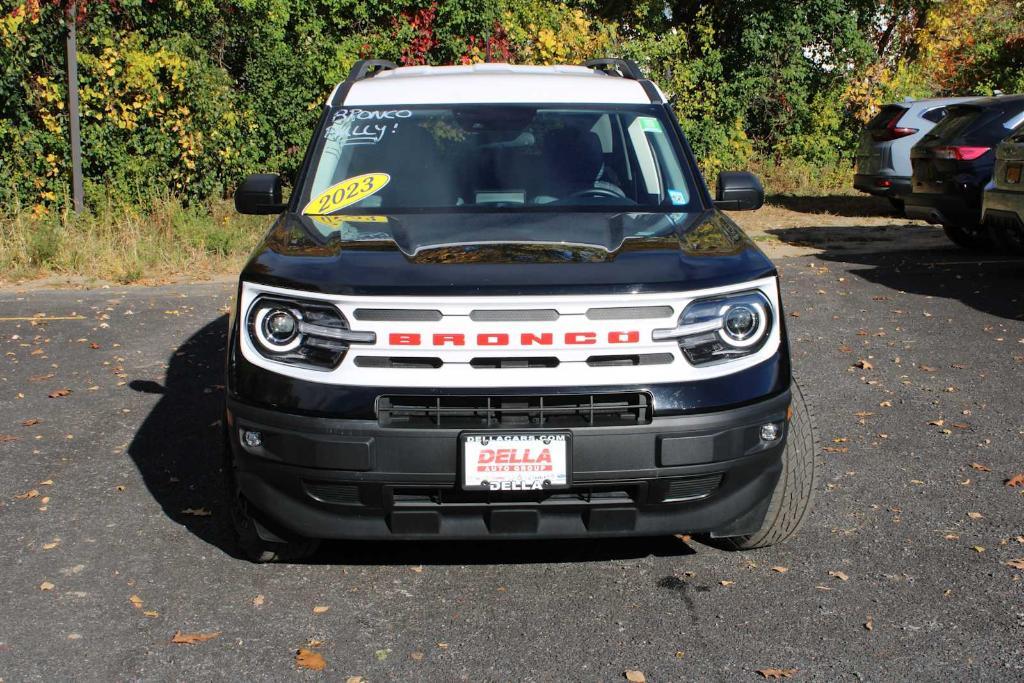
246,295,375,370
653,290,773,366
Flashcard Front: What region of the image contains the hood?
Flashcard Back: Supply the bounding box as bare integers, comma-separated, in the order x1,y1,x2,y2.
240,210,775,296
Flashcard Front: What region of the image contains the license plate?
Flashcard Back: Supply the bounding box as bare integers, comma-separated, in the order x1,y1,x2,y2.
461,432,570,491
1007,164,1021,184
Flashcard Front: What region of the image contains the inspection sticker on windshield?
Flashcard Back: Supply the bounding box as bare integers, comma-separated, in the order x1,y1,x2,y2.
302,173,390,215
461,432,570,491
668,188,687,205
638,116,664,133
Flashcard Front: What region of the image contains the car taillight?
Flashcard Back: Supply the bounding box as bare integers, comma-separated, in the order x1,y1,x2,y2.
870,112,918,142
933,146,991,161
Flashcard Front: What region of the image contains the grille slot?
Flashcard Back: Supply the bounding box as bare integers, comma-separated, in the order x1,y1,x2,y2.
663,474,723,502
586,305,674,320
353,308,442,321
377,392,652,428
304,481,361,505
470,309,559,322
354,356,443,369
470,356,559,369
586,353,674,367
391,485,634,506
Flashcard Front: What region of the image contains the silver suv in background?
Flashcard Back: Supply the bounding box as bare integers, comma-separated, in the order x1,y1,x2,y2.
854,97,978,211
982,126,1024,253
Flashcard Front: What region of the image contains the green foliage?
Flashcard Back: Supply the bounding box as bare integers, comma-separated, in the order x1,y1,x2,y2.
3,0,1024,213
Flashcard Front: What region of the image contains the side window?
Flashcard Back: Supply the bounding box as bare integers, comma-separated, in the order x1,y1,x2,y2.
920,107,948,124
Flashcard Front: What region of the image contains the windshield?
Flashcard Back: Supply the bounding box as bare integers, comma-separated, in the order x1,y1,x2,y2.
298,104,699,215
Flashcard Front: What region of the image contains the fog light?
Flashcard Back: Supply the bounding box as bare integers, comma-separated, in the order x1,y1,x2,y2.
242,430,262,448
760,423,781,441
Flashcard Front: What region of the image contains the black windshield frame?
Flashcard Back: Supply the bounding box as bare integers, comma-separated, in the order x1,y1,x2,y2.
291,102,710,215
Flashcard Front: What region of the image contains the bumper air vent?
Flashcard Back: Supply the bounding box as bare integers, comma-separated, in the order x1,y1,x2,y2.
662,474,723,502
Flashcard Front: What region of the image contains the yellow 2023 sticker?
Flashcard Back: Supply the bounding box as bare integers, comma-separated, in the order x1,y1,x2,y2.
302,173,390,215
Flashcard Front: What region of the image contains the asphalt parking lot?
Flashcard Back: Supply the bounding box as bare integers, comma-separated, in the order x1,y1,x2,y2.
1,237,1023,681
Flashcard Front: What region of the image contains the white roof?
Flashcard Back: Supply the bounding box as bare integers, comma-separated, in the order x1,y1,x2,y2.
333,64,660,106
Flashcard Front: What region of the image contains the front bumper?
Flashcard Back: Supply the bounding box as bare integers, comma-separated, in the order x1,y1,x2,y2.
225,388,791,540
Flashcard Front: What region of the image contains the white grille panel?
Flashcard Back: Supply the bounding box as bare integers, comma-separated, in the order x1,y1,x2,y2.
238,278,781,388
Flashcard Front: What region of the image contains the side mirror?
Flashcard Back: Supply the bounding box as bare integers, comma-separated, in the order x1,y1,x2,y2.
714,171,764,211
235,174,287,215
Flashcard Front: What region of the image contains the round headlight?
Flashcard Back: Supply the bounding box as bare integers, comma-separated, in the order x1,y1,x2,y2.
264,309,298,344
723,304,758,341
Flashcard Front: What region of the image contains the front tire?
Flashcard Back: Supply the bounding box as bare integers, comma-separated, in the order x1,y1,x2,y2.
943,224,991,250
714,380,819,550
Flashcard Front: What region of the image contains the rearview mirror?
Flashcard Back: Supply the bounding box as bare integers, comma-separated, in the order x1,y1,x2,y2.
714,171,764,211
235,174,287,215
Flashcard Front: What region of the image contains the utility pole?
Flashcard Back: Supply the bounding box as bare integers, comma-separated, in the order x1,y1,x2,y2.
66,1,84,212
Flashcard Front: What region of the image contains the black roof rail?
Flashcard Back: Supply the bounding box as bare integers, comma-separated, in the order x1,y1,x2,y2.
346,59,399,82
583,58,644,80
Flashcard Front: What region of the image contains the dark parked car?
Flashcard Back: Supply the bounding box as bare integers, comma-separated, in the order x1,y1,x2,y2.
225,59,818,562
982,126,1024,253
905,95,1024,249
854,97,977,211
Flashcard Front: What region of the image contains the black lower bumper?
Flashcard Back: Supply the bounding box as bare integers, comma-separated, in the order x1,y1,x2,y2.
854,173,911,198
225,389,791,540
905,191,982,227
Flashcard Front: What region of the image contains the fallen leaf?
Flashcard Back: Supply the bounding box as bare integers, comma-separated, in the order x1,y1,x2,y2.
21,418,41,427
410,565,424,573
89,342,100,349
853,359,873,370
967,512,983,520
0,434,17,444
879,400,893,408
719,580,735,587
180,507,211,517
130,595,143,609
410,651,425,661
675,651,686,659
1005,558,1024,570
437,642,449,649
40,581,55,591
374,648,391,661
42,539,60,550
143,610,159,618
771,566,788,573
919,365,937,373
252,594,265,607
1006,474,1024,488
313,605,329,614
171,631,222,645
48,388,71,398
928,419,945,426
970,463,992,472
828,570,849,581
757,668,799,679
972,546,985,553
345,677,364,683
15,489,39,500
295,649,326,671
864,617,874,631
625,671,646,683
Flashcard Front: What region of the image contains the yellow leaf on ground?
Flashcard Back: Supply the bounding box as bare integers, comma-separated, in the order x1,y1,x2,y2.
757,668,799,679
313,605,329,614
296,649,327,671
624,671,646,682
828,570,849,581
129,595,143,609
40,581,55,591
771,566,788,573
171,631,221,645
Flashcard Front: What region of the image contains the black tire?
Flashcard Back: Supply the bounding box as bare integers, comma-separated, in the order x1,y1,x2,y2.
714,380,819,550
942,224,991,250
888,197,905,213
223,426,320,563
986,220,1024,255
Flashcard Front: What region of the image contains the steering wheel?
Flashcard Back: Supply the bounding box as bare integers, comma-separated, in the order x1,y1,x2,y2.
567,184,627,200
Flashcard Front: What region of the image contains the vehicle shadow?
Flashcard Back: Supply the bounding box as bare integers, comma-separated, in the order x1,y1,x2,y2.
127,316,698,564
766,193,901,218
770,225,1024,321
